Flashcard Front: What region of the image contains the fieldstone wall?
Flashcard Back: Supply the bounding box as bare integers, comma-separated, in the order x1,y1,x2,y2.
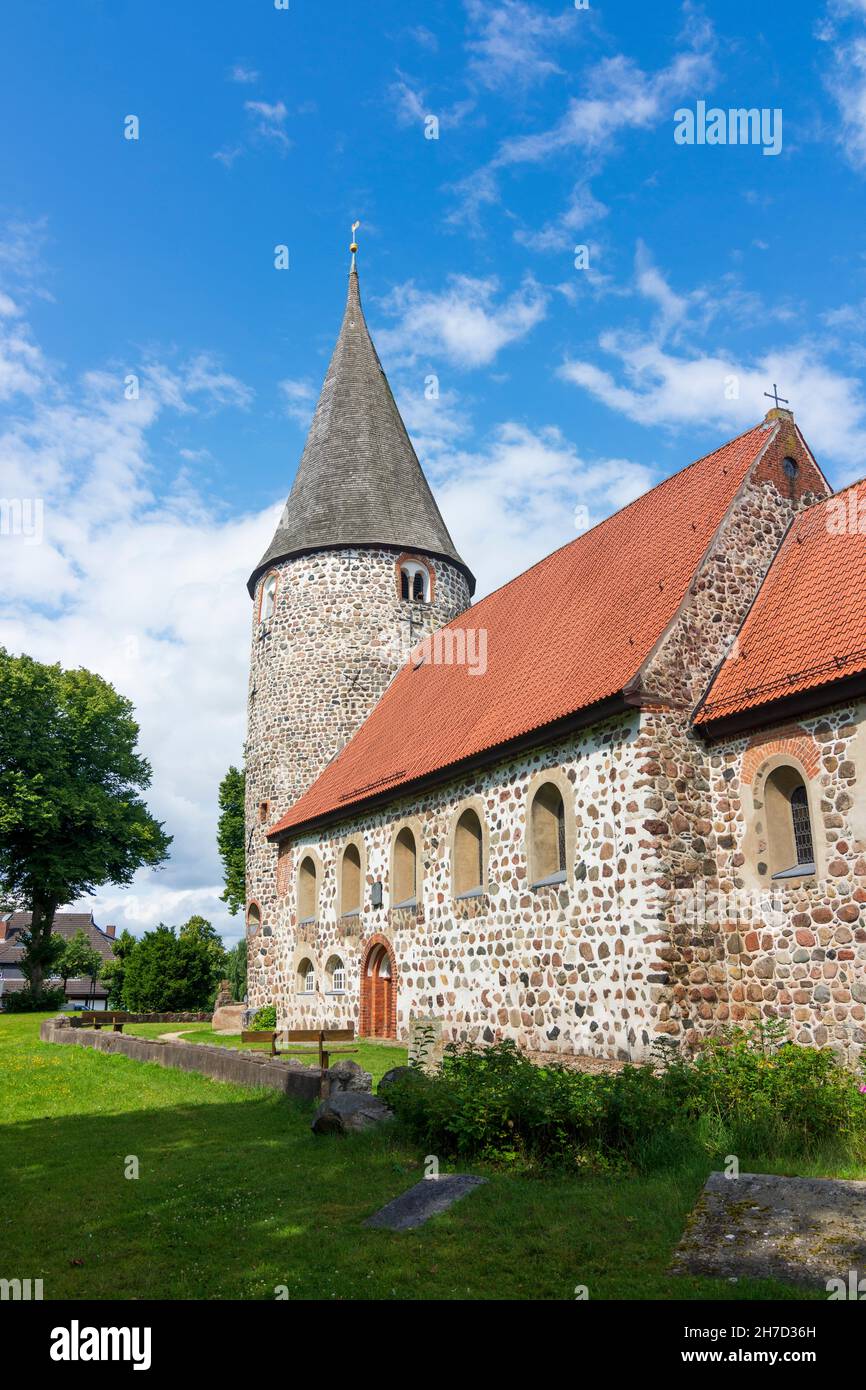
245,546,471,1008
677,703,866,1064
41,1018,321,1100
258,709,666,1062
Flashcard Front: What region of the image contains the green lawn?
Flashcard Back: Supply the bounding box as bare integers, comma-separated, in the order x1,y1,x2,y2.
0,1013,854,1300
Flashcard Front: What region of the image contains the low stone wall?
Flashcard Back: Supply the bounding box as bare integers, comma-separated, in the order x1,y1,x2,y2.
40,1018,321,1101
100,1011,213,1023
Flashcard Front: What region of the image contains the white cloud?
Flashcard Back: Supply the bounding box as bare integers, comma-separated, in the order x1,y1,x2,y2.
377,274,548,368
244,100,291,151
279,377,317,428
450,19,716,238
560,336,866,470
431,421,656,595
229,63,260,84
464,0,577,92
0,292,269,946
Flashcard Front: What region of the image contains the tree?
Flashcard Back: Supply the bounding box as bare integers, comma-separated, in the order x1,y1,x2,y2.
121,924,219,1012
100,928,137,1008
225,940,248,1002
56,929,104,1005
0,650,171,997
217,765,246,916
178,915,226,998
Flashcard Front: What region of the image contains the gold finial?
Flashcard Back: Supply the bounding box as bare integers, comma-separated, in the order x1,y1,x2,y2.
350,220,360,269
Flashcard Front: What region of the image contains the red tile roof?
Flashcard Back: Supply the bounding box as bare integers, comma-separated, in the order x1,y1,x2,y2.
696,479,866,727
270,422,776,837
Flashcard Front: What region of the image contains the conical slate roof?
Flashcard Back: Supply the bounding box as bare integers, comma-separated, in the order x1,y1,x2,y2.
248,268,474,595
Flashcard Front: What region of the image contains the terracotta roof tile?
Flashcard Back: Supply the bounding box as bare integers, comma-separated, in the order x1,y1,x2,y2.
269,423,775,837
696,479,866,726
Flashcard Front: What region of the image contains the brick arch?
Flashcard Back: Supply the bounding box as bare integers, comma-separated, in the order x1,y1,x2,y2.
742,724,821,786
360,933,397,1039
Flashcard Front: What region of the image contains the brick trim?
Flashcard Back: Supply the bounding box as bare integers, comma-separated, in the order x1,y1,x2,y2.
741,723,821,785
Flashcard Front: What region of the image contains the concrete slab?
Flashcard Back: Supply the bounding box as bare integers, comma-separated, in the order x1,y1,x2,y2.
671,1171,866,1289
364,1174,487,1231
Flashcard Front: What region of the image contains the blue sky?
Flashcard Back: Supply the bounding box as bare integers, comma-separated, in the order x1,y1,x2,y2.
2,0,866,942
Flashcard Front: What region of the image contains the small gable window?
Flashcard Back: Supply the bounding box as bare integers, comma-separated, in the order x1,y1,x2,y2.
763,766,816,879
260,572,278,623
393,826,418,908
453,808,485,898
246,903,261,935
297,855,318,922
530,782,567,886
399,560,431,604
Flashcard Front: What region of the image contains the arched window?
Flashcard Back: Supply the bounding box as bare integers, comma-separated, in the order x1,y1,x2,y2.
399,560,431,604
260,572,278,623
453,808,484,897
340,843,362,916
764,766,816,879
326,955,346,993
530,782,567,886
246,903,261,935
297,855,318,921
393,826,418,907
297,958,315,994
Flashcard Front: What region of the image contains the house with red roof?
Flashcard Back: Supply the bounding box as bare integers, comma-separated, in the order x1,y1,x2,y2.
243,254,866,1065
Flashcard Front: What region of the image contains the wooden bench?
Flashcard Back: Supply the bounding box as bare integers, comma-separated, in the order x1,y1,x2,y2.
240,1025,357,1096
70,1010,129,1033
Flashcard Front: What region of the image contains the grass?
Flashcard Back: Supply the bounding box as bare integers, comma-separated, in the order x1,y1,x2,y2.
0,1013,859,1300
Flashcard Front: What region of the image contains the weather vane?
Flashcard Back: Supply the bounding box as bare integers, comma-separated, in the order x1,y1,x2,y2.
763,383,789,411
350,220,360,270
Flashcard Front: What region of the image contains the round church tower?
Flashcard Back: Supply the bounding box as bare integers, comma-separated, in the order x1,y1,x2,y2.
244,253,474,1001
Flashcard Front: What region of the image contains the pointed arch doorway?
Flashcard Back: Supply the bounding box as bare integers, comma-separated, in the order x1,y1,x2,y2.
361,937,397,1038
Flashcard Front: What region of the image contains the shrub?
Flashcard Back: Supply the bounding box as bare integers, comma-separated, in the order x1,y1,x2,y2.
2,987,66,1013
385,1028,866,1171
251,1003,276,1030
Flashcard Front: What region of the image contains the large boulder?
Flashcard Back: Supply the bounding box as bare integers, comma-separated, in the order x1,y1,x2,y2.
211,1003,246,1034
311,1092,393,1136
327,1059,372,1093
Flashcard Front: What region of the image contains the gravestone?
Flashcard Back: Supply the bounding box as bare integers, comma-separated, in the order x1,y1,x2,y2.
408,1015,446,1074
365,1175,487,1231
671,1171,866,1290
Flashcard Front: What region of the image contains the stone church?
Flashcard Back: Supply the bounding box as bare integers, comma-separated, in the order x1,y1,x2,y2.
244,258,866,1065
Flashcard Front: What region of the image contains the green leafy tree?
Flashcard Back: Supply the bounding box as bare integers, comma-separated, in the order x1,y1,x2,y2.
100,928,137,1008
121,924,217,1012
178,914,226,999
0,650,172,998
217,765,246,916
56,929,104,1005
225,939,248,1002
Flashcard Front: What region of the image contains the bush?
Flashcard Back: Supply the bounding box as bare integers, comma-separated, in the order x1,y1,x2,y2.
384,1028,866,1171
251,1003,276,1030
2,987,66,1013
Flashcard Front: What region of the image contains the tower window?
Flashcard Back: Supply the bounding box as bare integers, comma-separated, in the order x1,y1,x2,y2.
326,954,346,993
258,800,270,824
398,559,431,604
297,958,316,994
260,572,278,623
